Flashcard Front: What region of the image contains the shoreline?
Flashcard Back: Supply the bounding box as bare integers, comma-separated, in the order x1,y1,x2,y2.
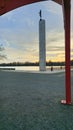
1,68,73,74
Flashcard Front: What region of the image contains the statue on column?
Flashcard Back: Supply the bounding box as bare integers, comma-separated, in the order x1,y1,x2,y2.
39,10,42,20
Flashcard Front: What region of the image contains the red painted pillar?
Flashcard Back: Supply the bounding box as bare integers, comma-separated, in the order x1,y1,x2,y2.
61,0,71,104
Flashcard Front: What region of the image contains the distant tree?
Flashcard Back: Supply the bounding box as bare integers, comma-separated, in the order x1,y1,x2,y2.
0,44,6,60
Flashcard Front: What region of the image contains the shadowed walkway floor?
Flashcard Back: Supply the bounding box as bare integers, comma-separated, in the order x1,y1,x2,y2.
0,71,73,130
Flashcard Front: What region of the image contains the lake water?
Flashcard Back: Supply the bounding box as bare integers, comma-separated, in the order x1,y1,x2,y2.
0,66,65,71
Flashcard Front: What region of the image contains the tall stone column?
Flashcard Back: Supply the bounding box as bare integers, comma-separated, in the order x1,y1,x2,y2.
39,19,46,71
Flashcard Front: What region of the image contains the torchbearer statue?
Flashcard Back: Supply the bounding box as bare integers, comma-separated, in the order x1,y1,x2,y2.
39,10,42,20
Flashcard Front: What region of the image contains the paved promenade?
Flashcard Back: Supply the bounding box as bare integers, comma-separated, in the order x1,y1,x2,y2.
0,70,73,130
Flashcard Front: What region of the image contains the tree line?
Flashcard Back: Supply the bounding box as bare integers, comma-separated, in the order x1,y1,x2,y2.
0,60,73,66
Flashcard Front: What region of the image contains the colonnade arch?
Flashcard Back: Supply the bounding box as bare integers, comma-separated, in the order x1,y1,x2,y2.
0,0,71,104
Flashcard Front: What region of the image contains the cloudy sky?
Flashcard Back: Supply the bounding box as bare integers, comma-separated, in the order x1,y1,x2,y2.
0,0,73,63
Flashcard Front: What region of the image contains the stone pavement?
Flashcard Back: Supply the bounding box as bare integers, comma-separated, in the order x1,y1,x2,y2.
0,71,73,130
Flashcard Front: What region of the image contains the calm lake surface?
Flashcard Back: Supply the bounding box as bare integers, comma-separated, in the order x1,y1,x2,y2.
0,66,65,71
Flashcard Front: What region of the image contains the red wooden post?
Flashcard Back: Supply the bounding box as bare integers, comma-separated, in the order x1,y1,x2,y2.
61,0,71,104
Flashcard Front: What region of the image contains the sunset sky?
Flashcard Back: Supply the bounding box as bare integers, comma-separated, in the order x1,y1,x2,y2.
0,0,73,63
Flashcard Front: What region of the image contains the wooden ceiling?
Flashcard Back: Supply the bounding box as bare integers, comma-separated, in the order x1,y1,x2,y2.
0,0,62,15
52,0,62,5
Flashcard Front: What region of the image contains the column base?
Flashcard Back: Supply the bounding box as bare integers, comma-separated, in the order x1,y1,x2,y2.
61,100,72,105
